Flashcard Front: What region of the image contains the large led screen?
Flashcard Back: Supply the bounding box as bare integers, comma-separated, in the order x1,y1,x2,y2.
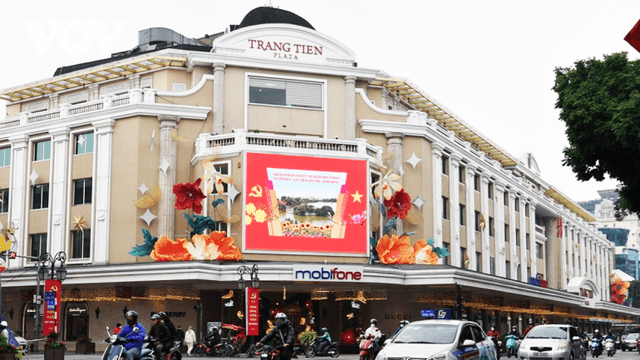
244,152,368,255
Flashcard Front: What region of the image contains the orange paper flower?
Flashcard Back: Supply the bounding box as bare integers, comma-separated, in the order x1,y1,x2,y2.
185,231,242,261
151,237,193,261
413,239,440,265
376,234,414,264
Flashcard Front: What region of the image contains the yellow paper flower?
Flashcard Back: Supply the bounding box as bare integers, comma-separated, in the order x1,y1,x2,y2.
371,169,402,200
202,160,233,195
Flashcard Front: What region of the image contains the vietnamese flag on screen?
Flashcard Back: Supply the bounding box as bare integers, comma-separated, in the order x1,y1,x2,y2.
625,18,640,52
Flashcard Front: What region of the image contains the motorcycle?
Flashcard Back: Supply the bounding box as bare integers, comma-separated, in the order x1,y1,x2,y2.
487,336,502,360
102,326,156,360
305,338,339,358
358,333,377,360
505,334,518,358
605,338,615,357
257,345,284,360
194,338,234,357
615,337,622,350
591,339,602,358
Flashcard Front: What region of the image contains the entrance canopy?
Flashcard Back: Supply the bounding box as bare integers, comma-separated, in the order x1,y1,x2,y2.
566,277,600,299
611,269,635,282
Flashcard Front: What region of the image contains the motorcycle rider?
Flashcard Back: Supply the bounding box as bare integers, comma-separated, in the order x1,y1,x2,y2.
256,313,296,360
365,319,382,356
508,326,520,338
522,319,534,337
119,310,147,360
316,327,331,354
0,321,9,340
605,330,615,341
592,329,603,353
487,325,499,338
159,311,182,360
149,314,172,358
394,320,410,336
204,325,221,348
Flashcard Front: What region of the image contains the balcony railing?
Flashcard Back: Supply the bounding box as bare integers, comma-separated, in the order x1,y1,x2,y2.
196,130,382,163
0,88,156,129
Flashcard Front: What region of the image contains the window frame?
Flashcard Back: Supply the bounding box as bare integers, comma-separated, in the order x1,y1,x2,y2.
536,242,544,259
516,228,521,247
32,184,49,210
30,233,47,258
71,229,92,259
0,188,8,213
474,174,480,191
74,132,95,155
459,204,465,226
515,197,520,212
209,160,233,233
475,211,481,232
459,165,465,184
489,217,495,237
505,224,510,242
73,178,93,206
442,156,449,176
0,146,10,167
487,181,494,199
33,140,51,162
442,196,449,220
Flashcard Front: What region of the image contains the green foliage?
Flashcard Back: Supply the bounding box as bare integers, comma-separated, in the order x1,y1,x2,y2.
298,331,317,347
0,333,23,359
553,52,640,215
129,229,158,256
45,332,65,349
183,214,217,236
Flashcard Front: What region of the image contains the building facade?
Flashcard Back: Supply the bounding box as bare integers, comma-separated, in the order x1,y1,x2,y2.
0,5,635,349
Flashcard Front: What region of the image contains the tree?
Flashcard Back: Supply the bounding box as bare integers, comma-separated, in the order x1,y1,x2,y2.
553,52,640,216
628,281,640,308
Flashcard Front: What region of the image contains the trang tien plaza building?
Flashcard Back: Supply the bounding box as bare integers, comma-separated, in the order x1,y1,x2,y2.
0,5,636,351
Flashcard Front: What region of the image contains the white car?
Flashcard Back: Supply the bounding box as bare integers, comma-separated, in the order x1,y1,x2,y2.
518,325,586,360
375,320,498,360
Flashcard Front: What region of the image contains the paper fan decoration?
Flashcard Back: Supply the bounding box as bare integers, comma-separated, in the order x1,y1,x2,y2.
0,233,12,253
464,253,470,269
222,290,234,299
73,214,88,233
479,213,486,232
134,184,161,208
171,130,187,142
215,206,241,223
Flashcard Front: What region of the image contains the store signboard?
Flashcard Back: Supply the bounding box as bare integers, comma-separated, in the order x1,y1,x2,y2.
244,152,368,256
293,265,364,282
42,279,61,337
245,287,260,336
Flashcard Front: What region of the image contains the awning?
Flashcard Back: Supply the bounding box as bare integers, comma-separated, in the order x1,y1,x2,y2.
611,269,635,282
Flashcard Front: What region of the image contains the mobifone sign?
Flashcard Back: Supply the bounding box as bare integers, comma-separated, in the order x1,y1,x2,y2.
293,265,363,282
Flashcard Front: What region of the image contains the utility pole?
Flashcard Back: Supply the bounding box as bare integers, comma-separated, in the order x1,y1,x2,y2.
454,283,463,320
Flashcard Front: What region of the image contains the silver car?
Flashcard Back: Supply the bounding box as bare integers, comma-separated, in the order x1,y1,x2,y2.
375,320,498,360
519,325,585,360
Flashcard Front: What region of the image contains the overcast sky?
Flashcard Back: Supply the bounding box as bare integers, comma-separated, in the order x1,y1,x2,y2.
1,0,638,204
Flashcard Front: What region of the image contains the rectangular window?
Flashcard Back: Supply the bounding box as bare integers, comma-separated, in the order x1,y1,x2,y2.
0,188,8,213
442,244,449,265
459,204,465,226
488,182,494,199
476,252,482,272
30,234,47,258
71,229,91,259
505,224,510,242
489,217,495,237
73,178,92,205
32,184,49,210
0,147,10,167
535,243,542,258
442,156,449,175
249,77,323,109
75,132,94,155
506,260,510,278
459,165,465,184
442,196,449,220
515,197,520,212
516,229,520,247
34,140,51,161
460,248,466,268
526,233,530,250
474,174,480,191
525,203,530,217
490,256,495,275
208,163,229,194
504,191,509,206
475,211,481,231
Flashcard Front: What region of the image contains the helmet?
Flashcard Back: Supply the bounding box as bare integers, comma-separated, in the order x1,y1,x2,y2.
321,327,328,332
511,326,517,331
158,311,167,318
595,329,600,333
275,313,287,320
528,319,533,325
151,314,161,321
125,310,138,326
0,321,6,327
370,318,378,325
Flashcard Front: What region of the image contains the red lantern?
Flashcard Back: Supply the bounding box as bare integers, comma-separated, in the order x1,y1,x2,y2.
341,329,355,345
304,300,313,309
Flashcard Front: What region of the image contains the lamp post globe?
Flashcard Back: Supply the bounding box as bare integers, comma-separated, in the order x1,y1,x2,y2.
238,276,246,290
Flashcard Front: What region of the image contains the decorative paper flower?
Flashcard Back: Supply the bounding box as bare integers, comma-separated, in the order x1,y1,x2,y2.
202,160,233,195
371,169,402,200
173,178,207,214
184,231,242,261
150,237,193,261
413,239,440,265
610,276,631,305
72,214,87,232
245,203,267,225
384,189,411,219
376,234,414,264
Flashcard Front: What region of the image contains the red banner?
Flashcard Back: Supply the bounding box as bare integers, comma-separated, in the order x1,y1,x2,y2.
244,153,368,255
245,287,259,336
43,279,62,337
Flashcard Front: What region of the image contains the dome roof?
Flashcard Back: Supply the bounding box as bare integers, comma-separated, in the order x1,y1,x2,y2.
237,6,315,30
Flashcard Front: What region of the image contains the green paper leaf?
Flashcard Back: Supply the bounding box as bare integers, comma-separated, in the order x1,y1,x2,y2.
129,229,158,256
400,231,417,237
375,198,387,219
434,247,450,258
427,238,435,246
212,199,225,208
383,217,397,234
184,214,216,236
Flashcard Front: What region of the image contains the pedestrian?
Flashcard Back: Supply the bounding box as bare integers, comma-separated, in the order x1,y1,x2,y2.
114,322,122,335
185,326,196,356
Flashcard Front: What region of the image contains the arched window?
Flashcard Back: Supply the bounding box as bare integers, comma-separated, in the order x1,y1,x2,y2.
65,302,89,341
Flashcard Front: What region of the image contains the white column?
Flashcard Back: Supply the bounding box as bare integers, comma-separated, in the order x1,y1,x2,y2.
509,193,517,280
213,63,226,135
520,197,527,282
480,175,490,274
91,119,115,264
605,246,611,301
449,154,461,267
586,237,592,279
466,164,477,271
567,222,574,281
529,201,537,277
8,135,28,269
48,127,70,255
560,217,567,287
596,243,602,299
574,228,580,277
431,142,444,248
158,115,181,239
345,76,357,140
494,181,506,277
578,231,585,277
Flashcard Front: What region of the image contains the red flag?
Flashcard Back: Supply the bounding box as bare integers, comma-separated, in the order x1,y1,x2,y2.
625,18,640,52
556,217,563,238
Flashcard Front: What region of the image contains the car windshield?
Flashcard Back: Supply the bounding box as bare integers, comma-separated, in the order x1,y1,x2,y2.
393,324,458,344
627,333,639,340
526,327,568,340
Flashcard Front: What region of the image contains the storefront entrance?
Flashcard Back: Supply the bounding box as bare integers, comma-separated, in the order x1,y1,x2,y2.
65,302,89,341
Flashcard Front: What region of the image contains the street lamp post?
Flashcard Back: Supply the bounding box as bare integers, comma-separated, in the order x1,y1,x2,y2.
237,264,259,290
34,251,67,353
